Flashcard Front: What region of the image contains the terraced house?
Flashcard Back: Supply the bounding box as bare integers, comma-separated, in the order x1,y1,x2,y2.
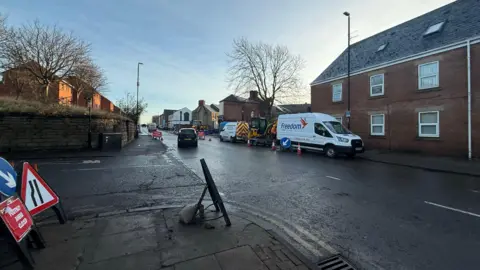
311,0,480,158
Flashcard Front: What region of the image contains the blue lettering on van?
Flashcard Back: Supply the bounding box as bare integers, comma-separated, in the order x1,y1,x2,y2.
280,123,303,130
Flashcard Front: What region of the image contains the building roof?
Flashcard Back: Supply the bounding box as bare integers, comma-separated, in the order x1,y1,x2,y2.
312,0,480,85
163,109,176,116
210,104,219,112
276,103,311,114
220,94,247,103
204,104,219,113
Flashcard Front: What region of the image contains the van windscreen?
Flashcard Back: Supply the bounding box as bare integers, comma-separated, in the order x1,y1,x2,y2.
324,121,351,134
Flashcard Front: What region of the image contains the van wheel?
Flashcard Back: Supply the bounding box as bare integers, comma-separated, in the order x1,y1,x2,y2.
325,146,337,158
220,137,223,142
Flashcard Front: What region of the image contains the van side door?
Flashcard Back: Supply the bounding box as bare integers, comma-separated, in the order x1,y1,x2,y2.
313,123,334,146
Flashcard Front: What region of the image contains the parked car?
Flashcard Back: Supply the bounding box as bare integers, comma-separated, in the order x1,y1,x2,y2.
178,128,198,148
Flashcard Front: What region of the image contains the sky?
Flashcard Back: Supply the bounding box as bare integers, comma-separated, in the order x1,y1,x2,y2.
0,0,454,123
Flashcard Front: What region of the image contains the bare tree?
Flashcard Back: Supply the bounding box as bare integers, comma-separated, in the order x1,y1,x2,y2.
116,92,148,123
5,68,39,99
0,20,90,100
226,37,305,115
69,60,107,105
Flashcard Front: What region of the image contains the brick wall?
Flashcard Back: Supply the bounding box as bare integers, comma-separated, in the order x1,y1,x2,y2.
0,114,136,152
311,45,480,157
223,101,262,122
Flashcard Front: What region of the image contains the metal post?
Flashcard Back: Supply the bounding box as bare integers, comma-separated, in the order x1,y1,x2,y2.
88,99,92,148
346,12,351,129
136,62,143,138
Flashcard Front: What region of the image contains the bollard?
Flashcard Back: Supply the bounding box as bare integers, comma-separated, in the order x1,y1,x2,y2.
271,141,276,151
247,139,251,147
297,142,302,156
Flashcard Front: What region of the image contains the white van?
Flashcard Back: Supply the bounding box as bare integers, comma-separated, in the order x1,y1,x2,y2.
276,113,364,158
219,122,238,142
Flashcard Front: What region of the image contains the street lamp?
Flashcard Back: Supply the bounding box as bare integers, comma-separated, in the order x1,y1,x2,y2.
87,98,92,148
344,11,351,129
135,62,143,138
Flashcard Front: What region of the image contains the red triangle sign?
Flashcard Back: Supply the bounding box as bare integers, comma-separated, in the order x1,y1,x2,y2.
20,162,59,216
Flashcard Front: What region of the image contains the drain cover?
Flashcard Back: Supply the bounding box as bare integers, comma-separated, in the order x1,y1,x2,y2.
317,255,356,270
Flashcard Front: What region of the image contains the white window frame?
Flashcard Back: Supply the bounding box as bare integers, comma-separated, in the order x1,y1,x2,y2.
332,83,342,102
370,74,384,97
418,61,439,90
418,111,439,138
370,114,385,136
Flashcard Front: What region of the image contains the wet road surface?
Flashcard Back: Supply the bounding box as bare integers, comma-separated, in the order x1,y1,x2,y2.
30,134,480,270
161,133,480,270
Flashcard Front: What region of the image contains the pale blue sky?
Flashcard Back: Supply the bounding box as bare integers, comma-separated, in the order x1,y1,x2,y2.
0,0,453,123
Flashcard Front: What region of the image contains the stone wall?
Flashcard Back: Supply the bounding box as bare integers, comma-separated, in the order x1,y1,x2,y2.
0,113,136,153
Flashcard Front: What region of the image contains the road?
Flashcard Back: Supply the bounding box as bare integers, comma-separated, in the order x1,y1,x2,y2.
161,133,480,270
29,133,480,270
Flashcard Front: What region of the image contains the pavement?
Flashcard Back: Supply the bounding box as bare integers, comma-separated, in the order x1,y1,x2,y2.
1,207,314,270
360,149,480,177
1,134,479,269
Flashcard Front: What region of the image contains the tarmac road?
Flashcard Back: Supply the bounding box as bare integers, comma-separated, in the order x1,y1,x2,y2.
27,134,480,270
161,133,480,270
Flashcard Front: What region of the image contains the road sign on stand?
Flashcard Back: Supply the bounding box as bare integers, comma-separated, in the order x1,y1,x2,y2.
280,137,291,149
0,157,17,197
0,197,33,242
20,162,59,216
345,111,351,118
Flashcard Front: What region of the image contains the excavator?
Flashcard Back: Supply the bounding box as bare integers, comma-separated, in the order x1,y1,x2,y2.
247,117,277,146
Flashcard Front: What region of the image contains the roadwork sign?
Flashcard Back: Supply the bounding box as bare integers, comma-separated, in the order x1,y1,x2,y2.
0,157,17,197
280,137,291,149
20,162,59,216
0,197,33,242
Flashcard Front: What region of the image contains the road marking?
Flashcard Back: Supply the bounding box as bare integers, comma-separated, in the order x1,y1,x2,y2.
424,201,480,218
62,164,171,171
325,176,341,181
82,160,101,164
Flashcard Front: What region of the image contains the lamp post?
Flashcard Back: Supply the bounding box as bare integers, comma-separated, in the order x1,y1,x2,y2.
87,98,92,148
135,62,143,138
343,11,351,129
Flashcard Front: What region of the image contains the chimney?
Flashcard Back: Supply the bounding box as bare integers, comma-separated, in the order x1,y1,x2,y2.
198,100,205,106
249,91,258,100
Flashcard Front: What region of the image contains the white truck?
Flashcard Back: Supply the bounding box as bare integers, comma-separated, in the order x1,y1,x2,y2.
276,113,364,158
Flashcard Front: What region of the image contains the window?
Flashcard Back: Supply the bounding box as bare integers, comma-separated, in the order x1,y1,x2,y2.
332,83,342,102
418,61,439,89
370,114,385,136
377,43,388,52
324,121,350,135
418,111,439,137
335,117,342,123
184,112,189,121
423,22,445,36
314,123,332,137
370,74,384,96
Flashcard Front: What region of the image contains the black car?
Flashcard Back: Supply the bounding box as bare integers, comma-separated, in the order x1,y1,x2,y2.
178,128,198,148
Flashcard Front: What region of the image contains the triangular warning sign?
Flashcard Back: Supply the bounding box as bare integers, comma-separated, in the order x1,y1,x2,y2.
20,162,59,216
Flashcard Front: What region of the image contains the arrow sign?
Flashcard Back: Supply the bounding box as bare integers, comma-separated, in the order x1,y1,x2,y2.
0,157,17,196
280,137,291,149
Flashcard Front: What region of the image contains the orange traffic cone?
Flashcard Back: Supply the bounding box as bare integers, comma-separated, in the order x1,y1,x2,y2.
247,139,251,147
271,141,276,151
297,142,302,156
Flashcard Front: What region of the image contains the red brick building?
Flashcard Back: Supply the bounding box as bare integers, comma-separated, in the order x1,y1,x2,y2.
311,0,480,158
0,67,117,113
219,91,263,122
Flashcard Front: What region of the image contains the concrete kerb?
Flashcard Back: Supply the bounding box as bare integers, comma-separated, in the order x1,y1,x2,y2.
358,155,480,177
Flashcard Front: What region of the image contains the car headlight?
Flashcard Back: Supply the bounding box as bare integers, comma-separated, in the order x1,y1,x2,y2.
336,137,349,143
